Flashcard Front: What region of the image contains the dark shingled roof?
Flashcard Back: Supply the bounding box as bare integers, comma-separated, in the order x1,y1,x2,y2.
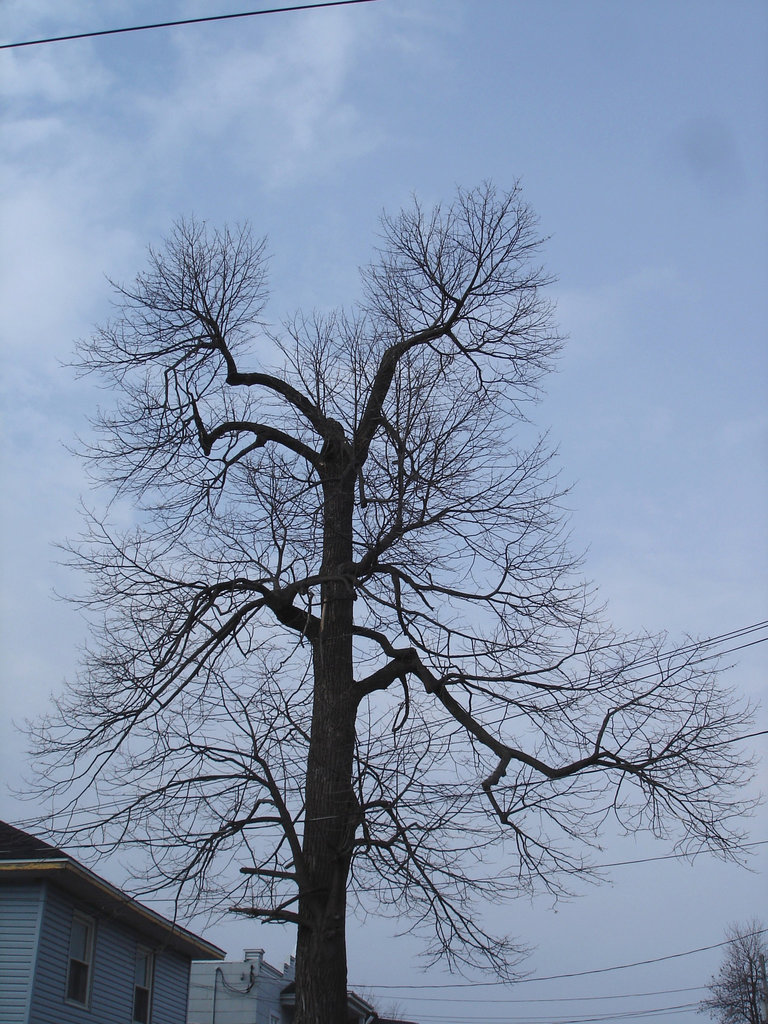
0,820,67,861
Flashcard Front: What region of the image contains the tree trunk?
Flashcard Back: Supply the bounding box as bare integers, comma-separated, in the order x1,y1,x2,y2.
294,451,359,1024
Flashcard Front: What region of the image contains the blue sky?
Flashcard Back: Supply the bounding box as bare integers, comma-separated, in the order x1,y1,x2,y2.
1,2,766,1022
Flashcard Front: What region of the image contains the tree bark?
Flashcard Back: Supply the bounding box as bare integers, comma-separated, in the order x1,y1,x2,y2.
294,443,359,1024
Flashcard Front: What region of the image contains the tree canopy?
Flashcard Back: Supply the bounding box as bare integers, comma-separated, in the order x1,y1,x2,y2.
700,921,767,1024
33,183,756,1021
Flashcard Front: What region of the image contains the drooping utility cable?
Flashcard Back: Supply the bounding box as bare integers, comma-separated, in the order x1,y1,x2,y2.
356,928,768,988
0,0,382,51
397,1004,700,1024
389,984,706,1005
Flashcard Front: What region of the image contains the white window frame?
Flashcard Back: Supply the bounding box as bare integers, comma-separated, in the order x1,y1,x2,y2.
132,945,154,1024
65,912,95,1008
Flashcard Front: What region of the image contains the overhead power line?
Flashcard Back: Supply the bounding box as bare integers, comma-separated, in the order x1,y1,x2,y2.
703,727,768,749
401,1004,699,1024
405,990,706,1008
357,929,768,989
0,0,381,51
588,837,768,870
397,985,706,1006
457,619,768,736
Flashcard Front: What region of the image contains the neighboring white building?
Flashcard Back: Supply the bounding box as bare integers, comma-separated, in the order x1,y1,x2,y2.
187,949,380,1024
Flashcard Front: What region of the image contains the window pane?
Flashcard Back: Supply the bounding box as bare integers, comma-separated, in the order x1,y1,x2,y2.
69,919,89,961
67,960,89,1004
134,952,150,987
133,986,150,1024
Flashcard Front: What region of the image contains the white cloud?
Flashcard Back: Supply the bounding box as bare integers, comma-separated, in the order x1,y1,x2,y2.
1,43,111,105
554,264,682,360
140,11,384,188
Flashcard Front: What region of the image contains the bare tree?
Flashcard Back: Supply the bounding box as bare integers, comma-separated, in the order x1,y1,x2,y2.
700,922,767,1024
32,184,755,1023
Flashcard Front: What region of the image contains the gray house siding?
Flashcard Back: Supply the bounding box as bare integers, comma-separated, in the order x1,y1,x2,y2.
0,884,45,1024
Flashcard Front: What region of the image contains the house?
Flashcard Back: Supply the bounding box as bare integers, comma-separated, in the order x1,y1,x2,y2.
0,820,224,1024
188,950,419,1024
